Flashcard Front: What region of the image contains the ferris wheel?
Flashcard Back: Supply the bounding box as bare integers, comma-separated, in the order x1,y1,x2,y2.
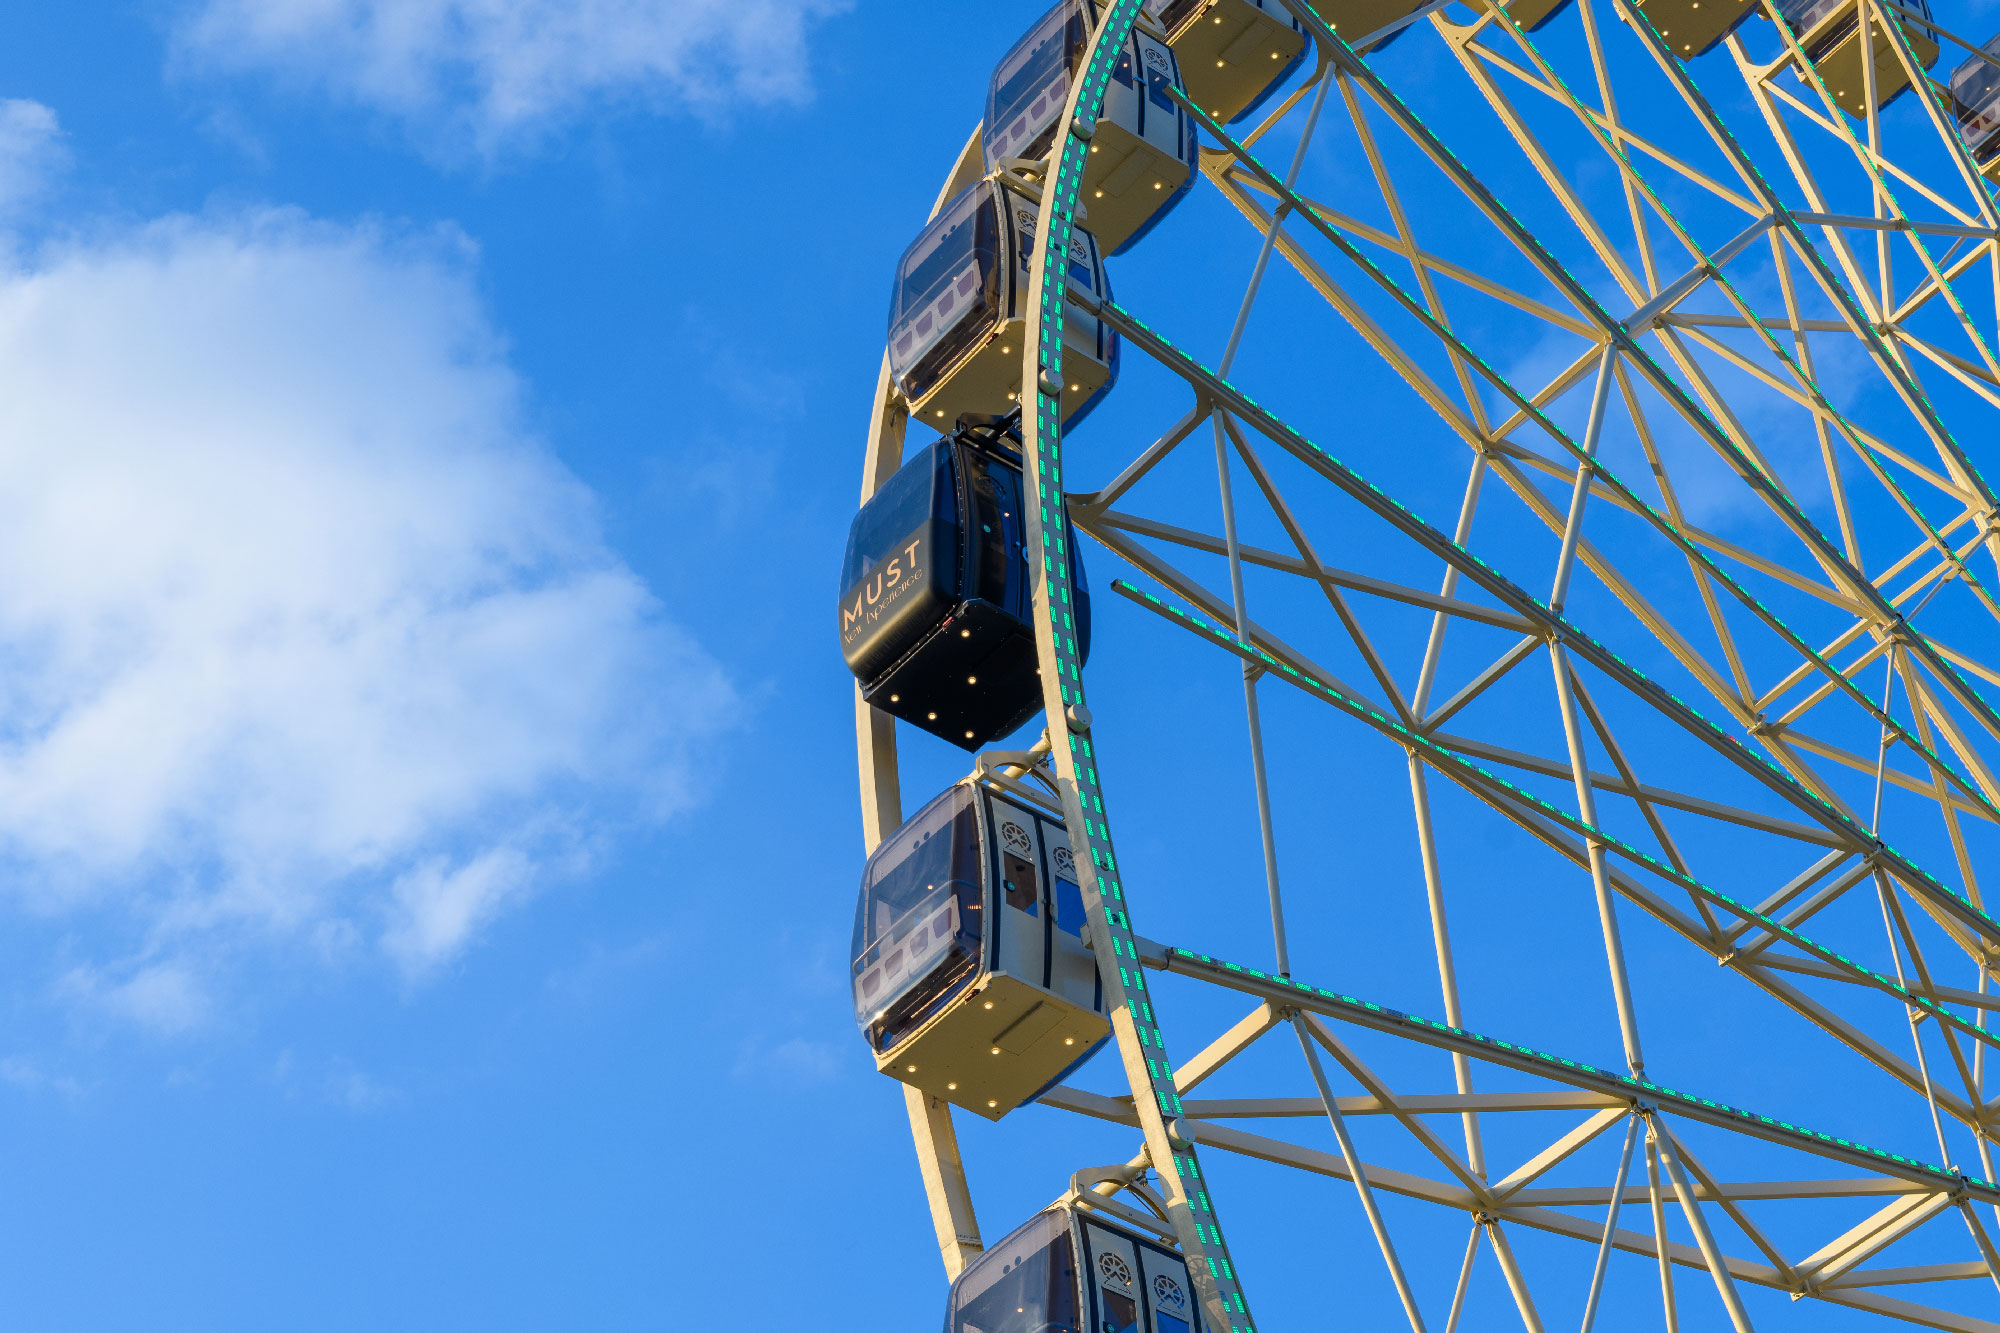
841,0,2000,1328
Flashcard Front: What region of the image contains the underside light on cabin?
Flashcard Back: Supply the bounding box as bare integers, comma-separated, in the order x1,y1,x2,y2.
1145,0,1308,124
1492,0,1576,33
1777,0,1939,115
837,416,1093,751
851,779,1109,1121
1623,0,1760,59
984,1,1200,254
885,178,1118,432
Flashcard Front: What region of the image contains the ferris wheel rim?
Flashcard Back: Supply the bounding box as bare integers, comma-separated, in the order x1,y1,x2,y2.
849,1,2000,1327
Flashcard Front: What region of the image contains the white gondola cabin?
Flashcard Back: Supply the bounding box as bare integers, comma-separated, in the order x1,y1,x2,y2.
984,1,1199,254
887,176,1117,433
1145,0,1307,125
852,776,1108,1121
838,416,1092,750
1950,36,2000,180
944,1207,1208,1333
1778,0,1938,115
1622,0,1758,58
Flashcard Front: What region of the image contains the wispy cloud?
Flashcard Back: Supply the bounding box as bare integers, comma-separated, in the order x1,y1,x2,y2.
0,99,66,217
732,1035,843,1086
59,961,213,1035
174,0,852,154
383,844,536,974
273,1049,402,1109
0,1054,87,1099
0,201,733,1017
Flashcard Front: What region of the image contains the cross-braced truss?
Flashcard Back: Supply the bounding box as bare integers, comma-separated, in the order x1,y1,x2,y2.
856,0,2000,1328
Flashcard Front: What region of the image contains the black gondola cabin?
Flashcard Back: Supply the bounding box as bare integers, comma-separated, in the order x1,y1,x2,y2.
887,177,1118,433
1778,0,1938,114
839,417,1091,751
944,1207,1208,1333
851,777,1109,1121
984,2,1200,254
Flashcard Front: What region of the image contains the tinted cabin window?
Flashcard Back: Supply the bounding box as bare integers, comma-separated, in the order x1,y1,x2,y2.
967,450,1027,617
889,188,1002,402
1054,875,1086,937
1958,50,2000,109
994,808,1041,917
843,442,956,592
1144,51,1177,116
1775,0,1837,33
838,444,965,683
1953,39,2000,150
959,439,1092,645
1780,0,1930,51
1101,1291,1140,1333
852,786,984,1051
986,3,1088,165
947,1212,1080,1333
1071,531,1093,665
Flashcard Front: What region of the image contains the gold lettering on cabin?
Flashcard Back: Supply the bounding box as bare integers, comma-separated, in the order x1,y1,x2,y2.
839,535,932,645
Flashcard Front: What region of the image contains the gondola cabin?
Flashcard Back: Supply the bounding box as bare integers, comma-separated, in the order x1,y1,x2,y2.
945,1207,1208,1333
1778,0,1938,115
887,177,1118,432
851,778,1109,1121
984,1,1199,254
1491,0,1574,35
838,417,1093,751
1146,0,1307,125
1622,0,1758,58
1306,0,1429,54
1950,36,2000,180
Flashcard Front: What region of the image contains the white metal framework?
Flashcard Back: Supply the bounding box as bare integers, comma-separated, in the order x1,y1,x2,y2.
854,0,2000,1328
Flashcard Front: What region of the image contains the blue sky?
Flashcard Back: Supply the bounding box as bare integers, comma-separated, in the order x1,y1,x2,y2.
0,2,933,1327
0,1,1997,1330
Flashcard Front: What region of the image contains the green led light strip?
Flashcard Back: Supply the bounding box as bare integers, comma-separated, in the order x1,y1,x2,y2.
1216,4,2000,749
1154,946,2000,1203
1016,4,1259,1332
1471,0,1998,616
1112,577,2000,1060
1169,97,2000,825
1104,296,2000,948
1696,0,2000,492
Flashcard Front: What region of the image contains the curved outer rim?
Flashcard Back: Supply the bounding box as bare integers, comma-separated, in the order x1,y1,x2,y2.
1016,3,1261,1331
851,5,1261,1330
857,0,2000,1325
860,0,2000,1320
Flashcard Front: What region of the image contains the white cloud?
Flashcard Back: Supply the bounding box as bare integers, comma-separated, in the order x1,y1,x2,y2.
733,1035,843,1085
0,1054,86,1098
176,0,851,151
383,844,534,972
0,204,732,1002
60,961,213,1035
272,1050,402,1108
0,100,65,216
